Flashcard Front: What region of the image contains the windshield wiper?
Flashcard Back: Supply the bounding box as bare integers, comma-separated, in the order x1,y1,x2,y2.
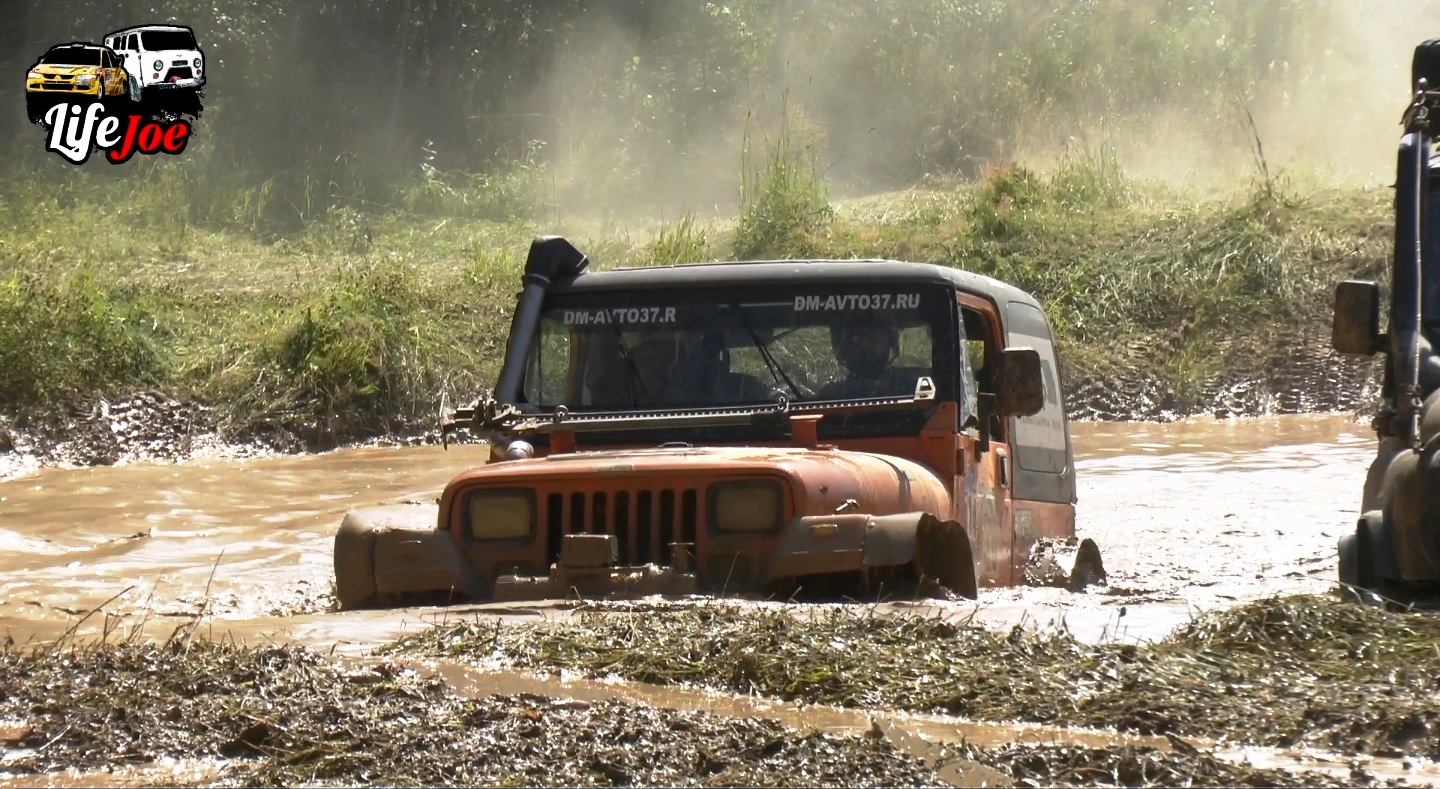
606,318,647,406
733,308,802,399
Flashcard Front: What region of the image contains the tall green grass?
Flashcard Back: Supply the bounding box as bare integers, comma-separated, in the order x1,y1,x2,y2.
0,139,1392,438
734,106,833,259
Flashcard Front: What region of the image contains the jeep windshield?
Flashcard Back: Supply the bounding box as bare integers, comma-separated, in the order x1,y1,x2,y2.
39,47,102,66
519,284,959,427
141,30,198,50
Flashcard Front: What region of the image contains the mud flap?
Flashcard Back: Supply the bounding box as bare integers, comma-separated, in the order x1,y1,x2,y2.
1023,537,1107,593
912,515,978,600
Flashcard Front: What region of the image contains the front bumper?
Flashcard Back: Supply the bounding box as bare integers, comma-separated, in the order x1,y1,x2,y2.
149,75,205,91
26,81,103,97
492,533,700,602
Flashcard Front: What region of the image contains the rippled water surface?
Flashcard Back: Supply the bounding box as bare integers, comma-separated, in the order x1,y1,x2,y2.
0,415,1373,648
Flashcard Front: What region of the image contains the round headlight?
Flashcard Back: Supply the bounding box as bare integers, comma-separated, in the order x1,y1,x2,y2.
152,59,163,71
193,57,201,69
709,480,785,532
466,489,535,541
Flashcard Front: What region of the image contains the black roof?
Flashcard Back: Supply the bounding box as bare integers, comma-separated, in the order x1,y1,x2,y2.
551,258,1041,309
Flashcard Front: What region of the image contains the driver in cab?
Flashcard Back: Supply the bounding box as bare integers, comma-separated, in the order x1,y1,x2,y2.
818,313,914,399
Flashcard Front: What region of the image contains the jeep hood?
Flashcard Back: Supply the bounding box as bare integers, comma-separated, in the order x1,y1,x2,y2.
446,445,951,517
32,65,100,75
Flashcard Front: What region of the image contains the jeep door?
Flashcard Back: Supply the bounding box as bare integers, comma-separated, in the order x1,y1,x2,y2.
1001,298,1078,580
956,293,1015,586
111,33,141,85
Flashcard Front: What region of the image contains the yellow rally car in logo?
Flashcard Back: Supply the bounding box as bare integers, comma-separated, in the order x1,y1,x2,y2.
26,43,136,123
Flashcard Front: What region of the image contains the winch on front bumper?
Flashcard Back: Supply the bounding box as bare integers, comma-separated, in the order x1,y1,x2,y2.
492,532,699,602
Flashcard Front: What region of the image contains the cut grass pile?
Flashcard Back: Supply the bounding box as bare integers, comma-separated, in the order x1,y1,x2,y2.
0,636,947,788
389,594,1440,762
0,621,1408,789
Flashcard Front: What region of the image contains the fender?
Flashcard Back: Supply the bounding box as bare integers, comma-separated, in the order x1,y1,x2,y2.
763,512,977,599
333,505,485,609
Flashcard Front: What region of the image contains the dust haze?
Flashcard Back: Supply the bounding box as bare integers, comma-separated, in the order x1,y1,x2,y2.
529,0,1440,220
7,1,1439,223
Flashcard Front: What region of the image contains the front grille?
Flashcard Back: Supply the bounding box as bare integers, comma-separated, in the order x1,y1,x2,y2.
171,60,188,67
542,487,699,567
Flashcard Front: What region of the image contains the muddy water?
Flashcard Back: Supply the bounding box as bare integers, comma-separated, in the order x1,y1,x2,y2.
0,414,1416,786
0,415,1373,648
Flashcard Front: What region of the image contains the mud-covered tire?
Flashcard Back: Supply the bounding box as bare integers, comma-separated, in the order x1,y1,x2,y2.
1066,538,1107,592
1415,39,1440,91
913,516,977,599
127,75,141,105
333,514,379,610
1337,531,1385,607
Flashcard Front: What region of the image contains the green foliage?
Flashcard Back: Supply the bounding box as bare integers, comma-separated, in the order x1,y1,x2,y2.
6,0,1339,237
734,107,833,258
0,266,171,409
0,0,1400,429
647,213,711,266
210,261,437,430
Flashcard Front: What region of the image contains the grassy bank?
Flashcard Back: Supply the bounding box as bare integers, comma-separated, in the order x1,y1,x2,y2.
388,594,1440,762
0,149,1392,442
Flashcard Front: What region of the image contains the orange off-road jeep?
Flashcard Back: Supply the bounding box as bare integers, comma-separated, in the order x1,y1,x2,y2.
333,237,1105,608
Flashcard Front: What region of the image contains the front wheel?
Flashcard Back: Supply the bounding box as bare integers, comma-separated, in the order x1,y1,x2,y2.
1338,531,1387,607
25,95,47,124
127,75,141,105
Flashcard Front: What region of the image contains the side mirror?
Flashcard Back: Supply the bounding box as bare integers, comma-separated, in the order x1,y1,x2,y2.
1332,280,1383,356
994,347,1045,418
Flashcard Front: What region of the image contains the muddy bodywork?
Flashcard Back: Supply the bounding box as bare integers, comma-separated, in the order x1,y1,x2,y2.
334,237,1105,608
1334,42,1440,604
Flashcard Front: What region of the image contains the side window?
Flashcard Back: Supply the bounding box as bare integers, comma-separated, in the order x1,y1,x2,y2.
128,34,139,51
522,328,571,406
1005,301,1069,467
961,307,995,388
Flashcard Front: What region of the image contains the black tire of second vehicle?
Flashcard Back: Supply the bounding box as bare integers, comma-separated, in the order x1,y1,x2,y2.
1414,39,1440,91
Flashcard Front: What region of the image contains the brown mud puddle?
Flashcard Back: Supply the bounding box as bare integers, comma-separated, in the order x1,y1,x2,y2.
0,414,1372,648
0,414,1396,785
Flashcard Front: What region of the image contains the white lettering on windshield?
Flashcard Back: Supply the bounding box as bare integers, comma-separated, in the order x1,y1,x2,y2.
561,307,678,325
792,293,921,311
